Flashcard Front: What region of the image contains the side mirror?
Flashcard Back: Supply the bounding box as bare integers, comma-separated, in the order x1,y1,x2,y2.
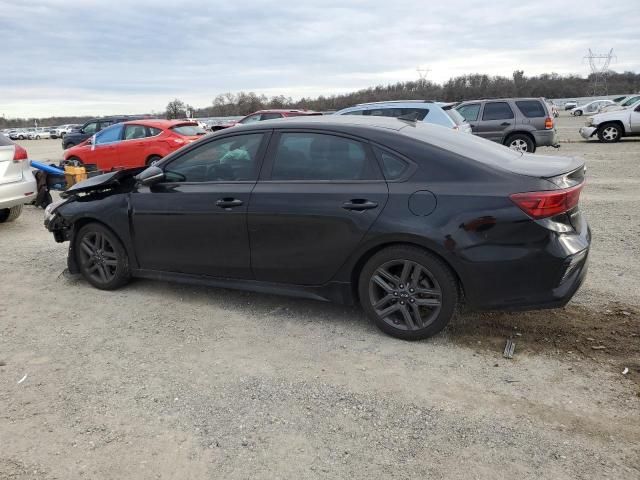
136,166,164,186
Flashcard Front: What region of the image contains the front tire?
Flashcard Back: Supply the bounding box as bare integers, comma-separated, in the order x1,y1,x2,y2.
597,123,622,143
574,110,583,116
358,246,458,340
505,133,535,153
0,205,23,223
75,223,130,290
146,155,162,166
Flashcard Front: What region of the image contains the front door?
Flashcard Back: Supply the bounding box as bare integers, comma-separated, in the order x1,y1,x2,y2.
130,131,269,278
475,101,515,143
248,131,388,285
90,124,124,171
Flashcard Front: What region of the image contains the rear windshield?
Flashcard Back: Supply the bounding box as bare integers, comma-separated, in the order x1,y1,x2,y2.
516,100,547,118
0,133,13,146
171,124,206,136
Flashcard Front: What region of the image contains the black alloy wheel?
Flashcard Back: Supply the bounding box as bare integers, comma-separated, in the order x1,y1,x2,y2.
76,223,130,290
359,246,458,340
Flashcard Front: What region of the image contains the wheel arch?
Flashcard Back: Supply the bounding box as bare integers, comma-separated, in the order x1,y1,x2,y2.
67,216,128,273
599,120,626,134
348,239,465,305
504,130,535,145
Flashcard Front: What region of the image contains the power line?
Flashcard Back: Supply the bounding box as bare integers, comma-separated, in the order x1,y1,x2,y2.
416,66,431,82
583,48,616,96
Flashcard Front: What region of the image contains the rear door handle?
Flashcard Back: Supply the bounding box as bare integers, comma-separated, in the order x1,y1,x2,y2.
342,199,378,211
216,198,243,208
500,122,511,126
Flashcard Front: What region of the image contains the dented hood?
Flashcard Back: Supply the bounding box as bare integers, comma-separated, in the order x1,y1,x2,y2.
60,167,144,198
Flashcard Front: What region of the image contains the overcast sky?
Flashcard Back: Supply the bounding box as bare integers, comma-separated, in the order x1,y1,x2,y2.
1,0,638,118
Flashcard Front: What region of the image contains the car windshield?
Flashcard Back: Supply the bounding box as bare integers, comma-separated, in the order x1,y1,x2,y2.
171,124,206,136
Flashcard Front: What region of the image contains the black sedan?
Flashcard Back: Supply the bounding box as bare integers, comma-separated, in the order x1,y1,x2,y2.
45,116,590,340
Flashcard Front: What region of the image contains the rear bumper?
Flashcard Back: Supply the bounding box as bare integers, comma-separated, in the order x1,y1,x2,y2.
532,129,559,147
0,172,36,209
459,219,591,311
579,126,597,139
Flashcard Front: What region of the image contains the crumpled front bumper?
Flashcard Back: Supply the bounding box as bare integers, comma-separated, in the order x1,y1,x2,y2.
579,126,597,139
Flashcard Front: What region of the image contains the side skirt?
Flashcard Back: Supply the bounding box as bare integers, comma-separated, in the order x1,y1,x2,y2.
132,269,355,305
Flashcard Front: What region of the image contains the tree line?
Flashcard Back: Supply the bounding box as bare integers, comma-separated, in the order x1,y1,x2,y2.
3,70,639,128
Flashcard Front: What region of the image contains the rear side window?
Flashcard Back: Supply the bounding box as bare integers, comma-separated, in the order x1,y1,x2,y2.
124,124,146,140
457,104,480,122
374,148,409,180
147,127,162,137
171,124,206,136
482,102,514,121
516,100,546,118
271,132,378,181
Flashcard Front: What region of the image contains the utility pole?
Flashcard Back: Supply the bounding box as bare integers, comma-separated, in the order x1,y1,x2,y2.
583,48,616,96
416,66,431,83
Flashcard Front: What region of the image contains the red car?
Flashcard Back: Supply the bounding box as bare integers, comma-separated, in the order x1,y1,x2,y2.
214,109,322,130
63,119,206,171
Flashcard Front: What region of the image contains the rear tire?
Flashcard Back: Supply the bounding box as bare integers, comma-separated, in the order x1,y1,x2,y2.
75,223,131,290
0,205,23,223
146,155,162,166
573,110,583,116
597,123,622,143
358,246,458,340
505,133,535,153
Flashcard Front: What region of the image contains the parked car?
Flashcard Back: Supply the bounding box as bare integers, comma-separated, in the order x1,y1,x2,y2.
219,109,322,130
455,98,557,152
570,100,615,116
10,129,32,140
0,134,36,222
564,101,578,110
63,117,143,149
334,100,467,132
579,99,640,142
27,128,52,140
63,119,207,171
598,95,640,113
45,116,590,340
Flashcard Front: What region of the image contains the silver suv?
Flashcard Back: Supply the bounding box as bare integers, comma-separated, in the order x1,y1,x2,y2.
456,98,558,152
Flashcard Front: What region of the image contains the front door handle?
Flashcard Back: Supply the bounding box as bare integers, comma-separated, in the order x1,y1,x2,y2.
342,199,378,211
216,198,243,209
500,122,511,126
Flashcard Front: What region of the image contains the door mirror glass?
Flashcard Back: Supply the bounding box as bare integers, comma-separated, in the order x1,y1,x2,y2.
136,166,165,186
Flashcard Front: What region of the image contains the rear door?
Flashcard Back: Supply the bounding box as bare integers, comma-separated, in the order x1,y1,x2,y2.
121,123,151,167
248,130,388,285
515,99,548,130
475,101,515,142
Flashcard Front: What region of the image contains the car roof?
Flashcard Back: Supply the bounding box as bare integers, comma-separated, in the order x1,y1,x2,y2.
121,119,197,128
230,115,409,132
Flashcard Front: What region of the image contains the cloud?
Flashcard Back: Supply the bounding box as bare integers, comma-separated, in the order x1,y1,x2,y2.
0,0,638,117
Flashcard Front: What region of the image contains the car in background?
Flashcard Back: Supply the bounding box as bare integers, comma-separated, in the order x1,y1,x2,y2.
45,115,590,340
598,95,640,113
570,99,615,116
438,102,473,133
63,116,144,149
52,124,81,139
334,100,467,132
564,101,578,110
456,98,557,152
0,133,36,222
221,109,322,129
27,128,52,140
579,99,640,143
10,129,33,140
63,119,207,171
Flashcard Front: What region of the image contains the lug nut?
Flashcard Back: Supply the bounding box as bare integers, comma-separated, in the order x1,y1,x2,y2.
409,288,414,293
399,284,404,288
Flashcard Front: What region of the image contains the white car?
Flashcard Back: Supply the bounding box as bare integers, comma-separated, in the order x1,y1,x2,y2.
598,95,640,113
27,128,52,140
0,134,36,222
53,124,78,138
579,99,640,142
571,99,615,116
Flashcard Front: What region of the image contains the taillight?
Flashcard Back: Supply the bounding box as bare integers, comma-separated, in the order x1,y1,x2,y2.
13,144,28,162
544,117,554,129
510,184,583,219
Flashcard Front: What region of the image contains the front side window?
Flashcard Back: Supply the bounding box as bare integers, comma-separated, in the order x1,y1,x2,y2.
270,132,377,181
94,124,123,145
457,104,480,122
622,96,640,106
164,133,264,182
482,102,514,121
83,122,98,135
515,100,546,118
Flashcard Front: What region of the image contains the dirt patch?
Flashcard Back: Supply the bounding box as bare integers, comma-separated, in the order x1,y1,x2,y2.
451,303,640,384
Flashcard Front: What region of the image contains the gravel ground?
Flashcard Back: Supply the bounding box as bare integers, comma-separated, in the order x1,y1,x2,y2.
1,114,639,479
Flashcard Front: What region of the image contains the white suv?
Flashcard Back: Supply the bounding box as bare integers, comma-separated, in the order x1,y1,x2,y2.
0,134,36,222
